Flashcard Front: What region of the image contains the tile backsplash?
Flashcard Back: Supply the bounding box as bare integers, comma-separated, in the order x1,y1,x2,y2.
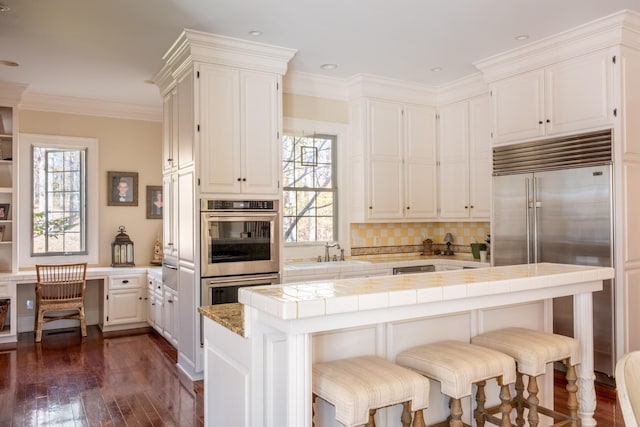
350,222,490,256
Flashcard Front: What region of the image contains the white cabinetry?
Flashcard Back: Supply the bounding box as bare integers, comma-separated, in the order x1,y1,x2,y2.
491,50,614,144
199,64,281,196
163,286,179,348
351,99,437,221
438,95,491,219
102,274,148,332
147,273,164,334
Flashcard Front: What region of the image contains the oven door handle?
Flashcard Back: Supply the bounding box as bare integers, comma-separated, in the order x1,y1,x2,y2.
204,273,279,286
163,264,178,270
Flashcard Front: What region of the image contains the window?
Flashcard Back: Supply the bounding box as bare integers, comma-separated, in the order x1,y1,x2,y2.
32,146,87,255
282,134,337,243
19,134,98,267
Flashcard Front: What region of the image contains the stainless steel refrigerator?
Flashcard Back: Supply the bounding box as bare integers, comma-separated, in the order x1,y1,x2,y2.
492,130,614,378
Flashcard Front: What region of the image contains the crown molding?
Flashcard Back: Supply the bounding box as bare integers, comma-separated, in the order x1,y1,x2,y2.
156,29,298,92
475,9,640,82
436,73,489,105
0,81,28,106
20,92,163,122
348,73,438,105
283,71,348,101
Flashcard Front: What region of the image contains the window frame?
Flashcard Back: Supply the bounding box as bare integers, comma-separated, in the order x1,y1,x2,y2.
282,118,349,257
19,134,99,267
282,133,338,244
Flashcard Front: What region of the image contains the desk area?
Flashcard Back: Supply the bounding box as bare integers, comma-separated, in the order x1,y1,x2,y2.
0,266,161,343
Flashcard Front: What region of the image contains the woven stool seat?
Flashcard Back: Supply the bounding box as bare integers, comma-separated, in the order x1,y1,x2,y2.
313,355,430,427
397,340,516,426
472,327,581,427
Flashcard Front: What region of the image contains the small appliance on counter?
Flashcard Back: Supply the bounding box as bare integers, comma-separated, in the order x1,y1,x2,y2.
421,238,433,256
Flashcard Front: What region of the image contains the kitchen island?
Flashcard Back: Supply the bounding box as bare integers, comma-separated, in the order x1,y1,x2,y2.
200,263,613,427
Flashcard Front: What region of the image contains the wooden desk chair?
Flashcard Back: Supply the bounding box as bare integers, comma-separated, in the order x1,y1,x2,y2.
35,263,88,342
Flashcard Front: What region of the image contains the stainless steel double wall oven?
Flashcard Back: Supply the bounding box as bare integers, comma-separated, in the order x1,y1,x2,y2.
200,199,280,305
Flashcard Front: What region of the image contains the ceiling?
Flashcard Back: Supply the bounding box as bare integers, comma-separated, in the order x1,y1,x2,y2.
1,0,639,109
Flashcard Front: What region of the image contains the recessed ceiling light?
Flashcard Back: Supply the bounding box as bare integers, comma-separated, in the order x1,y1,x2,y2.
430,67,442,72
320,63,337,70
0,60,19,67
515,34,530,41
248,30,262,36
0,3,10,12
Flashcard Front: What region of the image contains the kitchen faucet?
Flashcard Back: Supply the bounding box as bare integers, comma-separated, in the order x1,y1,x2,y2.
324,242,340,262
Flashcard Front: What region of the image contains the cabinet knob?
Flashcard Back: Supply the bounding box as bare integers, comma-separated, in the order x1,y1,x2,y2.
538,121,543,125
470,205,474,209
369,206,373,209
406,206,410,210
167,158,173,162
546,119,550,123
242,178,247,182
237,178,242,182
168,299,173,303
465,206,469,209
123,280,129,284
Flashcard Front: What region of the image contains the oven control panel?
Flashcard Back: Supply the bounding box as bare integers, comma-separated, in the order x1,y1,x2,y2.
202,199,276,211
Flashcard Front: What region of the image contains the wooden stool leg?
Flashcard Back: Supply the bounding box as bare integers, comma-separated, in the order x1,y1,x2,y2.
366,408,376,427
565,360,579,426
311,394,316,427
35,308,44,343
527,375,539,427
412,409,426,427
79,307,87,337
475,380,487,427
498,378,513,427
401,402,412,427
449,398,464,427
514,372,526,427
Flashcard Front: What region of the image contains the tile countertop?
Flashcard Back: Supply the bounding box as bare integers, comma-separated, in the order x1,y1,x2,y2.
240,263,614,321
0,266,159,283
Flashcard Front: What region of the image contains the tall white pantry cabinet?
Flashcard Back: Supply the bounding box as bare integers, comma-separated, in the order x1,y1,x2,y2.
475,9,640,361
155,29,296,379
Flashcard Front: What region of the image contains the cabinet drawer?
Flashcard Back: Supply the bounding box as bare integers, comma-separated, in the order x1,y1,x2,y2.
109,275,144,288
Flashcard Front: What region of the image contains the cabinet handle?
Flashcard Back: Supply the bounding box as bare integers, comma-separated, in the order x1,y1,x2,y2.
168,243,174,246
122,280,129,284
167,158,173,162
538,121,543,125
168,299,173,303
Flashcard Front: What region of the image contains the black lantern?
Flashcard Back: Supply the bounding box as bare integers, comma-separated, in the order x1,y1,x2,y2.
111,225,135,267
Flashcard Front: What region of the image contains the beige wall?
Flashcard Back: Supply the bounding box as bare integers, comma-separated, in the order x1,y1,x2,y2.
19,110,162,267
283,93,349,124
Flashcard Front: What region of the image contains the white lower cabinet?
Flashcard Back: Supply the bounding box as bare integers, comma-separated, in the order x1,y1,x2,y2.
147,275,164,335
103,274,147,331
163,286,179,348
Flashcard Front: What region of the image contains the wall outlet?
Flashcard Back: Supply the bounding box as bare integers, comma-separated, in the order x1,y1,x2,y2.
26,299,33,310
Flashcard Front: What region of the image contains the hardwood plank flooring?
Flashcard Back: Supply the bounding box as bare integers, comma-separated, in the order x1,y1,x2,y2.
0,326,203,427
0,326,628,426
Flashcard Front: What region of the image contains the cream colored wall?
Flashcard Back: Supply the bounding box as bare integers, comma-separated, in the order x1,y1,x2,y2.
19,110,162,267
283,93,349,124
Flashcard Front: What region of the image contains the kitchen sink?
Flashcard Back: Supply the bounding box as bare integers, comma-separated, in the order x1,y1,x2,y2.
285,260,372,269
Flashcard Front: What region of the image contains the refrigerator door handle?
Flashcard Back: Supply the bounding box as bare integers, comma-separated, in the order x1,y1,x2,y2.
533,176,539,264
525,177,531,264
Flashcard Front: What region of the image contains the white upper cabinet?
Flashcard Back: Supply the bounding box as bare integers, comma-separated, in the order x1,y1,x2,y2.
491,50,614,145
199,64,281,196
438,95,491,220
162,88,178,173
352,99,437,221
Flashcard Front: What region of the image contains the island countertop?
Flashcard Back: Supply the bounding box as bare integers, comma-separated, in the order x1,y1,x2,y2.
238,262,614,321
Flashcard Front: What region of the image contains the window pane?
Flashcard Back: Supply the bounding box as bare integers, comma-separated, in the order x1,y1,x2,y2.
32,146,87,255
282,134,337,243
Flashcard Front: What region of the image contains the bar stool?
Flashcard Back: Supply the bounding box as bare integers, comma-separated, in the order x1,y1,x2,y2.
471,327,581,427
312,355,430,427
396,340,516,427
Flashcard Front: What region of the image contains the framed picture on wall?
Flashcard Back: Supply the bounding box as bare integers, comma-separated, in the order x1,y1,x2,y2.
107,171,138,206
0,203,9,220
146,185,163,219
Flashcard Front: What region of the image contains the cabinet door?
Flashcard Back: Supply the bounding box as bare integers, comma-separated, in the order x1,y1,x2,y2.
468,95,491,219
162,174,178,258
163,288,177,345
545,51,612,135
107,288,145,325
439,101,470,218
368,100,404,219
177,170,195,263
404,105,438,219
241,71,280,195
176,71,195,169
178,265,197,369
162,89,178,172
492,69,545,144
199,65,241,194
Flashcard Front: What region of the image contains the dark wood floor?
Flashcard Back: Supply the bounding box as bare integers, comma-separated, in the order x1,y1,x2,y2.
0,326,203,427
0,326,627,426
